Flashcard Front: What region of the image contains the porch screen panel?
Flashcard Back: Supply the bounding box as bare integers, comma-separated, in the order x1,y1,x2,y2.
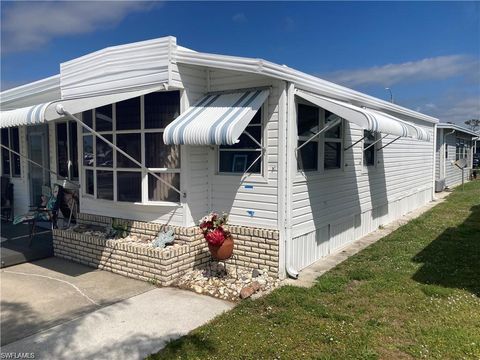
1,129,11,175
1,127,21,177
56,123,69,178
81,91,181,204
148,173,180,202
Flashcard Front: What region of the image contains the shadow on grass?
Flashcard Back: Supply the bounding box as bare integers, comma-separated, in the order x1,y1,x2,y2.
146,333,216,359
412,204,480,296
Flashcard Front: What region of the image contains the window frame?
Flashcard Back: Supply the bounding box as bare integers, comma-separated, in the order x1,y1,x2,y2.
217,104,266,176
295,100,345,175
80,91,182,205
296,102,320,172
1,127,21,178
363,130,378,168
455,137,466,161
323,111,344,171
55,120,79,182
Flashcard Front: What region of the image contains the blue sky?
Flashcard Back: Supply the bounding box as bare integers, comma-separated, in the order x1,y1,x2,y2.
1,1,479,125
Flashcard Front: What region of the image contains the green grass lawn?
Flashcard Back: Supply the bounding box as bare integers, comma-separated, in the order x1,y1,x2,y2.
150,181,480,360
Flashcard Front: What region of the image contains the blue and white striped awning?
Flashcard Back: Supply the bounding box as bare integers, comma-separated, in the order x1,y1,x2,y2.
0,86,163,129
296,90,430,141
163,89,269,145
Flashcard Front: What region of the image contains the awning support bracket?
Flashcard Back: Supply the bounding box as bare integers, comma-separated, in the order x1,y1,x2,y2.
243,130,264,150
243,152,263,175
377,136,401,151
56,106,185,199
296,118,342,152
344,135,367,151
364,134,389,151
238,129,265,175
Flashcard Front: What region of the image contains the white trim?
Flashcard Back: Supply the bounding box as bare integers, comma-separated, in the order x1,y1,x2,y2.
277,81,287,278
285,82,298,278
175,47,438,124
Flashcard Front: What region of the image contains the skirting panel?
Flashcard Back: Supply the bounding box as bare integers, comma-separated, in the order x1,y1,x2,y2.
292,225,328,271
291,187,433,271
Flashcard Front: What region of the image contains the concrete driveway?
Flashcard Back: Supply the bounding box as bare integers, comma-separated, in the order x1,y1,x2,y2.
1,257,233,359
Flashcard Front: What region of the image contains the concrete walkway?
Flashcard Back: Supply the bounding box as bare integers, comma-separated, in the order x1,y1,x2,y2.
1,258,233,359
284,191,451,288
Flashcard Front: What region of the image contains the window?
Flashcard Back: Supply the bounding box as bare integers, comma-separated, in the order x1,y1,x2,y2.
364,130,376,166
323,111,343,169
218,109,263,174
296,104,344,172
56,121,78,181
82,91,181,203
297,104,319,171
1,127,21,177
456,138,465,161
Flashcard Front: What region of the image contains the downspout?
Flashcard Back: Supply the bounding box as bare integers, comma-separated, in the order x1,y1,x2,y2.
277,81,287,279
285,82,298,279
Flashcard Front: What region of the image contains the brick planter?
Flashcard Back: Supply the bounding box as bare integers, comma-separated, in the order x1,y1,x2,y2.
52,229,194,286
52,213,280,285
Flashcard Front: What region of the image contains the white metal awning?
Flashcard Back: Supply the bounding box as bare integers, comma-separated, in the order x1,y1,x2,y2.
296,90,430,141
0,86,163,129
163,88,269,145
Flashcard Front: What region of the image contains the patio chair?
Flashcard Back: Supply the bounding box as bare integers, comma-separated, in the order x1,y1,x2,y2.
1,176,14,221
13,184,64,246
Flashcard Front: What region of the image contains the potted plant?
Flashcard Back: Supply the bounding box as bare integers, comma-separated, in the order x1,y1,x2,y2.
199,212,233,260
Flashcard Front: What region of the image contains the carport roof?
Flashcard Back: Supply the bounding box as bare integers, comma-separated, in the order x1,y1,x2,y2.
437,123,479,137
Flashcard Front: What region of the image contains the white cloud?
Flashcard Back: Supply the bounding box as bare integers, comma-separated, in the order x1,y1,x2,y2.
415,96,480,125
232,12,248,23
324,55,478,87
437,97,480,124
1,1,155,53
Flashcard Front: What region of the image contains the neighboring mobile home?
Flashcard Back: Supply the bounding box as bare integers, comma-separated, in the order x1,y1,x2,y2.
0,37,438,279
435,123,478,190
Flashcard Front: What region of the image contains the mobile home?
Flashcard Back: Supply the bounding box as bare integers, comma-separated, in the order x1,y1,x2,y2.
1,37,438,280
435,123,478,190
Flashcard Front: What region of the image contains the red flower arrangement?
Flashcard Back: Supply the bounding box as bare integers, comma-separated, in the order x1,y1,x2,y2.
199,212,230,246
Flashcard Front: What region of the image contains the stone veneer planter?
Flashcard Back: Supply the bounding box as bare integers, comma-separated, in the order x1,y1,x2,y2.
52,213,280,286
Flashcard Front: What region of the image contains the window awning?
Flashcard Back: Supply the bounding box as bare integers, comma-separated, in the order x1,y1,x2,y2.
296,90,430,141
163,89,269,145
0,86,163,129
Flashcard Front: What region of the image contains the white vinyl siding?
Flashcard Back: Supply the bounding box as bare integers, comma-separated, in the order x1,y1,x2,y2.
171,63,209,227
291,119,435,270
441,131,473,188
208,69,281,229
60,37,175,99
435,128,442,180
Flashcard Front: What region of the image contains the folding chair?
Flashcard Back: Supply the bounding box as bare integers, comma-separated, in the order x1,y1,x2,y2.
13,184,63,246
